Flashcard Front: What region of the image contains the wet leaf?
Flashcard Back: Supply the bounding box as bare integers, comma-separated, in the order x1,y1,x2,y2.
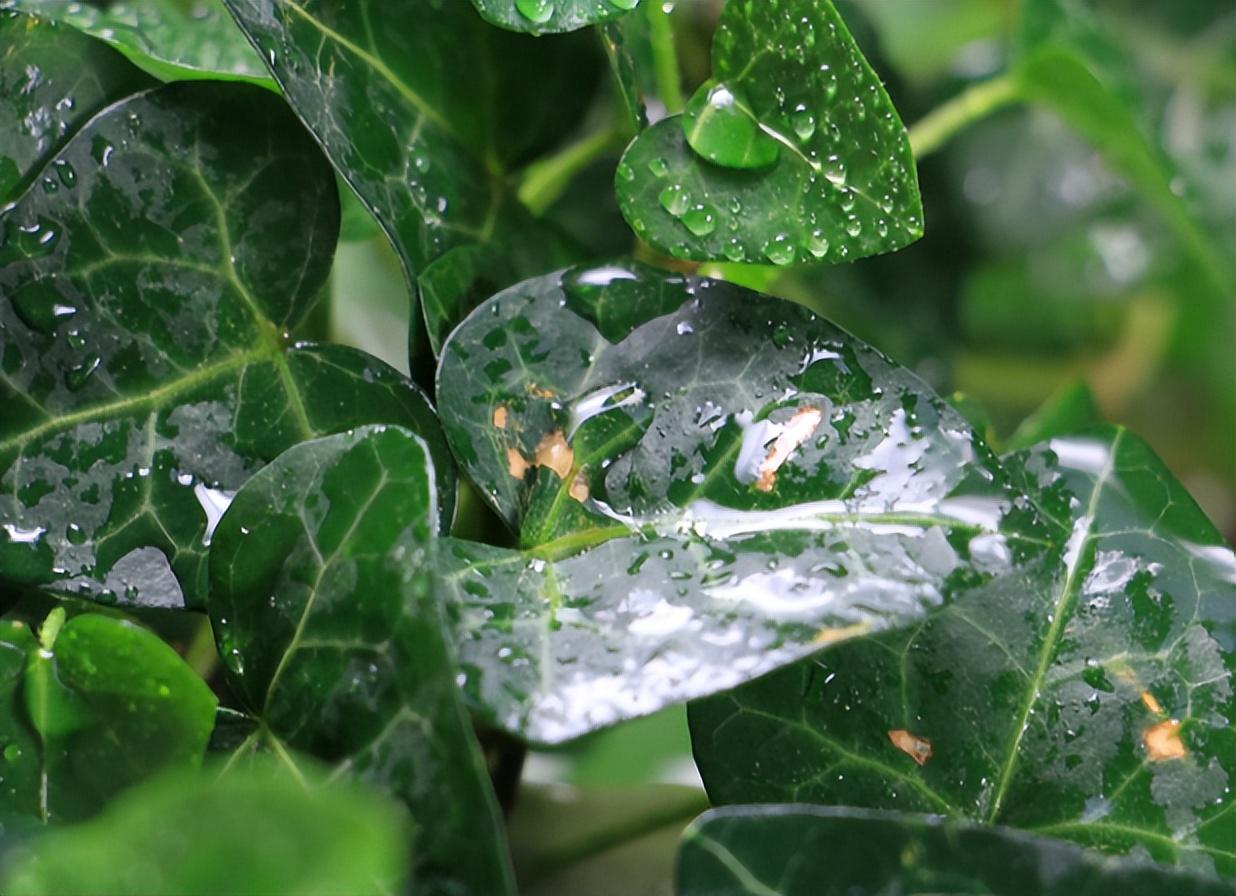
615,0,922,265
690,427,1235,877
0,608,216,823
436,262,1053,744
223,0,601,295
0,69,454,609
472,0,641,35
1,760,410,896
2,0,268,84
677,806,1232,896
207,426,515,896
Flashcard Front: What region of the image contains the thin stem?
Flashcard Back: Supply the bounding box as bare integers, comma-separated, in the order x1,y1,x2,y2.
909,72,1022,158
646,1,685,115
518,126,626,216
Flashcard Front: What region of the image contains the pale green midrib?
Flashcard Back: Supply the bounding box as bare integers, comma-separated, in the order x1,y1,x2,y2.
0,348,264,457
687,833,781,896
983,429,1123,824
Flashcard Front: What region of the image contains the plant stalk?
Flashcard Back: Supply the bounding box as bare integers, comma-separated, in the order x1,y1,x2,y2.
646,1,685,115
518,126,626,216
909,72,1021,158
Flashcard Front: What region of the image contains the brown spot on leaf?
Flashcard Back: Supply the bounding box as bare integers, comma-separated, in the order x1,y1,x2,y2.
755,407,822,493
888,729,933,766
493,406,509,429
1143,720,1187,761
528,384,556,399
812,621,871,646
507,447,530,480
1141,691,1164,715
534,431,574,480
569,470,590,503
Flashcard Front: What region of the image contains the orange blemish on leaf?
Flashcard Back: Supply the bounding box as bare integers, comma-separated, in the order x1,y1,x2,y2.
755,407,822,493
507,447,530,479
534,431,574,480
528,384,556,399
1143,720,1187,761
493,406,509,429
888,729,933,766
812,621,871,647
1141,691,1164,715
569,470,590,502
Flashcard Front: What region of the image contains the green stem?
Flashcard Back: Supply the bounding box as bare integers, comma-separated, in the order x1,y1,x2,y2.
520,788,710,885
909,72,1022,158
518,126,626,216
646,0,685,115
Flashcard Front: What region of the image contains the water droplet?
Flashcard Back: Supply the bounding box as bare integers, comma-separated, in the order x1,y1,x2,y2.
65,355,101,391
53,160,76,188
682,204,717,236
723,238,746,262
648,157,669,177
609,0,640,10
659,184,690,217
763,234,795,266
682,80,780,170
791,105,816,141
515,0,554,24
3,744,20,763
845,217,862,237
807,229,830,258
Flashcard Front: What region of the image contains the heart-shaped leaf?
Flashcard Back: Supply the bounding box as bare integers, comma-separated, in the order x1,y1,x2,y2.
471,0,641,35
615,0,922,265
677,806,1232,895
0,67,454,609
223,0,600,300
0,608,216,823
2,0,269,84
435,262,1053,744
690,428,1235,876
2,761,410,896
207,425,515,896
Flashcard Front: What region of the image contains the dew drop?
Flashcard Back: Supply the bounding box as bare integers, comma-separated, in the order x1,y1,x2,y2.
515,0,554,23
763,234,796,266
659,184,690,217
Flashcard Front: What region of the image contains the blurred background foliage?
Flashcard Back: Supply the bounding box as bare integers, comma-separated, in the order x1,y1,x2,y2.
319,0,1233,812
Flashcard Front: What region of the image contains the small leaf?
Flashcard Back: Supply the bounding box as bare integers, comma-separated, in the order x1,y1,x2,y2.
436,262,1052,743
690,427,1235,876
207,425,515,896
0,609,217,823
1005,380,1102,452
616,0,922,265
3,0,269,84
0,66,455,609
473,0,641,35
677,806,1232,895
1,761,410,896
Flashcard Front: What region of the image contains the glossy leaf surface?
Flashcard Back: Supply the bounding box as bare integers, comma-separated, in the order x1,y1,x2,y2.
2,0,267,83
677,806,1232,896
691,428,1235,876
615,0,922,265
0,76,454,609
2,761,409,896
471,0,640,35
207,426,515,896
224,0,600,289
0,609,216,822
436,262,1052,743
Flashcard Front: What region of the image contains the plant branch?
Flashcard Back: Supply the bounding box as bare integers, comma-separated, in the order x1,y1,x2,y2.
518,126,626,216
646,0,685,115
909,72,1022,159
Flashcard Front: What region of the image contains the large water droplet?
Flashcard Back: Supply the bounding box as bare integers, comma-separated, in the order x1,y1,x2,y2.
682,81,780,170
516,0,554,23
807,229,830,258
659,184,690,217
682,204,717,236
609,0,640,9
791,105,816,141
764,234,796,266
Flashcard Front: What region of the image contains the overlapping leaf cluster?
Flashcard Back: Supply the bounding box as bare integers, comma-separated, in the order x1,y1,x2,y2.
0,1,1230,895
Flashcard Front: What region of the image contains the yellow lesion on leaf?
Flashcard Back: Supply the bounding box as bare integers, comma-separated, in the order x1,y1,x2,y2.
493,406,509,429
755,407,822,492
811,621,870,646
1140,690,1164,715
888,729,934,766
1143,719,1187,761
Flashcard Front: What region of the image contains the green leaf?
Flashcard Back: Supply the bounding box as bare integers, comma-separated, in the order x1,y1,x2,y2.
690,427,1235,876
615,0,922,265
1,0,269,84
207,425,515,896
0,608,216,822
676,806,1232,896
435,262,1053,743
1,760,410,896
0,73,455,609
223,0,601,293
471,0,641,35
599,20,649,132
1005,380,1102,452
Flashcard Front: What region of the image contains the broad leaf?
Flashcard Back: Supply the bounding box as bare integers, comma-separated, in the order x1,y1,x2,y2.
615,0,922,265
690,427,1235,876
677,806,1232,896
0,74,454,609
1,761,409,896
471,0,640,35
0,608,216,822
2,0,268,84
207,426,515,896
224,0,600,294
436,262,1052,743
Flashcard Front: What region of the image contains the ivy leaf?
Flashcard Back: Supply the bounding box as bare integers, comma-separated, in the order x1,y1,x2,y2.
677,806,1232,896
0,68,455,610
0,608,216,823
207,425,515,896
470,0,640,35
690,427,1235,876
1,761,410,896
615,0,922,266
435,262,1052,744
223,0,601,297
1,0,269,84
